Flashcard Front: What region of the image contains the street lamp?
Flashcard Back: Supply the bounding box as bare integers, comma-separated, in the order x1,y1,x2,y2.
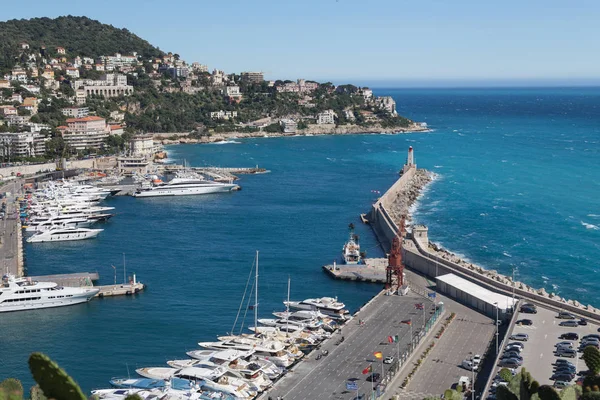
469,351,475,400
494,302,499,355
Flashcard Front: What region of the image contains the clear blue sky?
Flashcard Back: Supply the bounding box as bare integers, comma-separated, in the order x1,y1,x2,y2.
4,0,600,86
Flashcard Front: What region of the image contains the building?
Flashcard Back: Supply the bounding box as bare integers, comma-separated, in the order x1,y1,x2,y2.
100,53,139,70
117,155,150,175
130,134,157,157
0,106,18,116
360,88,373,100
19,42,29,50
56,47,66,55
241,71,264,83
436,273,517,320
61,116,109,150
375,96,397,115
317,109,336,125
0,80,10,89
191,62,208,73
61,107,90,118
41,69,54,80
276,79,319,93
109,124,124,136
65,67,80,78
0,132,48,158
5,115,31,126
280,119,297,134
210,110,238,120
160,65,190,79
72,74,133,104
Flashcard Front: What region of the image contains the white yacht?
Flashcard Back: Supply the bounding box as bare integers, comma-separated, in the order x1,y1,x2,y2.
26,227,103,243
0,274,98,312
133,177,239,198
25,217,95,233
185,349,283,380
198,337,293,368
284,297,350,320
343,223,361,264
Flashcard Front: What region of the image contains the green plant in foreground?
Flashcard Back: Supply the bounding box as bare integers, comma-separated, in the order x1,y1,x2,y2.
0,378,24,400
28,352,86,400
29,385,47,400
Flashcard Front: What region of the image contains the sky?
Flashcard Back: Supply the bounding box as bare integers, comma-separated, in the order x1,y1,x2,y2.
3,0,600,86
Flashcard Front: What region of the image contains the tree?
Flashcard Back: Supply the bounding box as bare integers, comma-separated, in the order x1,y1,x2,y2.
583,346,600,375
537,385,561,400
45,136,69,158
499,368,514,383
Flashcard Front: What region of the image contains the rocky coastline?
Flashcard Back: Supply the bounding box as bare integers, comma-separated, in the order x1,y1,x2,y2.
154,123,429,145
387,168,435,225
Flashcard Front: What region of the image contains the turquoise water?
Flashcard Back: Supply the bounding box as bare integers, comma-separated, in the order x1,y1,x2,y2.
1,87,599,392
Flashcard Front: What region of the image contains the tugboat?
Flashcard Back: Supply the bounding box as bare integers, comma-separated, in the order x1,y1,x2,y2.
342,223,361,264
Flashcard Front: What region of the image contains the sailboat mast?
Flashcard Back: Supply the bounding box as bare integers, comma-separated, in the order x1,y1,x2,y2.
255,250,259,334
123,253,126,284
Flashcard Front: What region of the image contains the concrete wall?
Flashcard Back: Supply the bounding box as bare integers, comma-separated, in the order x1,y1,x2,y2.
0,158,115,178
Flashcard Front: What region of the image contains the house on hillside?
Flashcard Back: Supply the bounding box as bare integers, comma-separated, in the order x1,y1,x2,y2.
56,47,66,55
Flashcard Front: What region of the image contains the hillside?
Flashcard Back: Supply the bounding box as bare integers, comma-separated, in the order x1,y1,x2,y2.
0,16,162,72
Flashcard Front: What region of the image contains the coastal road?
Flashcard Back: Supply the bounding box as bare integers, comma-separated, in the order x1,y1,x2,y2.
264,291,433,400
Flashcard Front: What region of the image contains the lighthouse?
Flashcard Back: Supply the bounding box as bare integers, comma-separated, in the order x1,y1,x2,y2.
407,146,415,166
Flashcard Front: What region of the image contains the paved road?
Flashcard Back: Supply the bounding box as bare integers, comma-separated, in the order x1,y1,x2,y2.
0,179,21,276
508,307,599,386
263,292,434,400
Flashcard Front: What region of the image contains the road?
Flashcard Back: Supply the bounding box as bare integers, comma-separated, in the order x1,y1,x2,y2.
263,291,434,400
1,178,23,276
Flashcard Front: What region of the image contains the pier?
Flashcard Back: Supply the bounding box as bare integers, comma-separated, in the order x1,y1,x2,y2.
27,272,99,287
322,258,388,283
1,178,24,277
95,281,146,297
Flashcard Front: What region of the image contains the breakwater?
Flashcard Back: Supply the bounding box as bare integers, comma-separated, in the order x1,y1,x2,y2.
368,155,600,323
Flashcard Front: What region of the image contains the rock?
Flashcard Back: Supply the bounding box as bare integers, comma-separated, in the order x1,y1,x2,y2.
538,288,548,296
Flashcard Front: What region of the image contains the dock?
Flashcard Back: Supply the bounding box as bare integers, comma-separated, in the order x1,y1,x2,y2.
95,282,146,297
28,272,99,287
322,258,388,283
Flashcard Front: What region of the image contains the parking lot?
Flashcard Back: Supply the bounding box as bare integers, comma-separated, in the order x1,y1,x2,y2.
493,305,600,389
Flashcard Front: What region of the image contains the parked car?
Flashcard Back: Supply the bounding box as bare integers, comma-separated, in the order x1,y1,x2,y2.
383,356,394,364
578,319,588,326
510,333,529,341
581,338,600,345
555,359,575,368
555,341,574,349
560,320,579,327
551,373,575,381
555,366,576,375
499,358,522,368
520,306,537,314
505,345,523,353
557,312,576,320
555,348,577,358
369,372,381,382
583,334,600,341
517,319,533,326
554,381,569,388
503,353,523,361
462,360,478,371
507,342,525,349
561,333,579,340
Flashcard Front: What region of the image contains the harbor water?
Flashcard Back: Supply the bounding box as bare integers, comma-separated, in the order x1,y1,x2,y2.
1,87,599,392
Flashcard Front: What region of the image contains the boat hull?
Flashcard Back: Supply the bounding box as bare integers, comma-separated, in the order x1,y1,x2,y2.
0,289,98,313
27,230,102,243
133,184,237,198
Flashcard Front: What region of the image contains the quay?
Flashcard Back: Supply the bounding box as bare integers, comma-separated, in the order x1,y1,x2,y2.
322,258,388,283
95,281,146,297
1,178,24,277
27,272,99,287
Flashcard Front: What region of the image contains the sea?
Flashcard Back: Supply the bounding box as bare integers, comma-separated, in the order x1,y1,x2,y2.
1,87,599,392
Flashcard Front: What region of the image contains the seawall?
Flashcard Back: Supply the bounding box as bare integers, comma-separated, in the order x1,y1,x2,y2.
0,158,115,178
369,166,600,324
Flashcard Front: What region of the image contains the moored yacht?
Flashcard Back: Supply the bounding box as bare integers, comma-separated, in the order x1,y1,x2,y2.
0,274,98,312
343,223,361,264
133,176,239,198
284,297,350,320
26,227,103,243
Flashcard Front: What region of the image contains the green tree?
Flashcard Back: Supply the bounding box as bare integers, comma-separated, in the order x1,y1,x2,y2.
537,385,561,400
583,346,600,375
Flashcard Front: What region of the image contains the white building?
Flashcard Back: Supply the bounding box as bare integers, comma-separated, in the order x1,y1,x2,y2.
72,74,133,104
65,67,80,78
130,134,158,157
317,109,336,125
210,110,238,120
60,116,109,150
0,132,49,157
225,86,241,97
280,119,297,134
101,53,139,70
61,107,90,118
191,62,208,73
